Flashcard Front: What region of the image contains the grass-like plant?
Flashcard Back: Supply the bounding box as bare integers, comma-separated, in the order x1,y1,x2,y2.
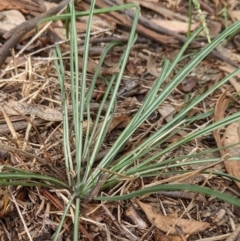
53,2,240,237
1,1,240,240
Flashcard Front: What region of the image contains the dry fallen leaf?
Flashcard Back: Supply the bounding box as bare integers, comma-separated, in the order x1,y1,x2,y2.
136,199,210,236
147,54,161,77
200,21,221,38
0,0,46,14
213,90,231,156
217,45,240,64
0,95,99,132
213,90,240,188
229,10,240,21
223,122,240,189
95,82,107,101
78,57,119,74
0,99,62,121
158,104,175,122
177,76,197,93
218,65,240,92
128,0,189,22
144,0,159,2
126,61,137,75
76,15,115,33
153,228,171,241
151,19,199,33
0,10,25,31
109,115,131,132
104,54,119,68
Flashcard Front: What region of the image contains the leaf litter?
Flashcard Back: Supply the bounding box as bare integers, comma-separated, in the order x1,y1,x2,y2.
1,0,240,240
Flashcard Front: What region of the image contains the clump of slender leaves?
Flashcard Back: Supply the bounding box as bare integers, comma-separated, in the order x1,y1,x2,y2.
1,1,240,240
53,4,240,237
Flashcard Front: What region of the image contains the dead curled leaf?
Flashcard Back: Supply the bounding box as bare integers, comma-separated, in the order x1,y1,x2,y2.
136,200,210,236
109,115,131,132
147,54,161,77
177,76,197,93
158,103,175,122
223,122,240,156
223,122,240,189
218,65,240,92
126,61,137,75
214,90,240,189
95,82,107,101
78,57,119,75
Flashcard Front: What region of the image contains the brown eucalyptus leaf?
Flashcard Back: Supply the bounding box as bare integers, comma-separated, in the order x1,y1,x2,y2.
218,65,240,92
0,0,46,14
229,10,240,21
77,15,115,33
223,122,240,188
177,76,197,93
1,99,62,121
151,19,199,33
95,82,107,101
158,103,175,122
147,55,161,77
104,54,119,67
109,115,131,132
78,57,119,74
0,10,25,31
126,61,137,74
213,91,240,188
137,200,210,236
